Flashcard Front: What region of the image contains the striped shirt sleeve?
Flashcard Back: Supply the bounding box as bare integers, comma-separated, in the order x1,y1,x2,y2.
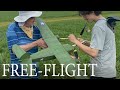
6,26,19,50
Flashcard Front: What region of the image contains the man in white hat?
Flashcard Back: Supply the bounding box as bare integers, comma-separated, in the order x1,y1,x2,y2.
6,11,48,79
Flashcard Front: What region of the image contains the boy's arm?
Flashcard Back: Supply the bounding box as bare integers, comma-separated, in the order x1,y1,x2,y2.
68,34,99,58
74,39,99,58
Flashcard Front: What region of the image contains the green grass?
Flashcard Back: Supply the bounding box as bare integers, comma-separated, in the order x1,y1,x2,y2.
0,11,120,79
0,11,79,22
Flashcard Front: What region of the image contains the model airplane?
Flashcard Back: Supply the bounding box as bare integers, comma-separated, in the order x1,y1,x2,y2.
12,18,88,79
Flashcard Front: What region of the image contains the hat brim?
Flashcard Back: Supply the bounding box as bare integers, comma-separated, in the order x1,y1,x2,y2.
14,11,42,22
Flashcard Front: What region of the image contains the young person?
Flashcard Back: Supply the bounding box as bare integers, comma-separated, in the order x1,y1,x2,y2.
68,11,116,79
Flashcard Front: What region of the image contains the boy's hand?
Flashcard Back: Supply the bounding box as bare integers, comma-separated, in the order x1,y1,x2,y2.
68,34,78,44
78,38,90,47
77,38,84,42
82,40,90,47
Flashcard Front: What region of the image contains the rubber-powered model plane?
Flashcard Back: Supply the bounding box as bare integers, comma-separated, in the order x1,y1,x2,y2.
12,18,88,79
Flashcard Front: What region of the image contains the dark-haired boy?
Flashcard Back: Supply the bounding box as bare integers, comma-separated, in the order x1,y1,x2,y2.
68,11,116,79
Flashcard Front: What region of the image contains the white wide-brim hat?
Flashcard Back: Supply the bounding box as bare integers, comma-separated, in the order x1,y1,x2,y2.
14,11,42,22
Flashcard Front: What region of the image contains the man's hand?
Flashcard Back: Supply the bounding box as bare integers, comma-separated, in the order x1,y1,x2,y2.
35,38,48,48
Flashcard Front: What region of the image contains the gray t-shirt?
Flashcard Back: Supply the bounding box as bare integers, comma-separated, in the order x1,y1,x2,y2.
90,18,116,78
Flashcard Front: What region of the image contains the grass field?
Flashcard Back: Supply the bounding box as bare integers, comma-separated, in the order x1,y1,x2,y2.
0,11,120,79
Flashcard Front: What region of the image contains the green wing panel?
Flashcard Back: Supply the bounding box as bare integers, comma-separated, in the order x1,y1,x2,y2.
31,44,74,62
31,48,54,62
